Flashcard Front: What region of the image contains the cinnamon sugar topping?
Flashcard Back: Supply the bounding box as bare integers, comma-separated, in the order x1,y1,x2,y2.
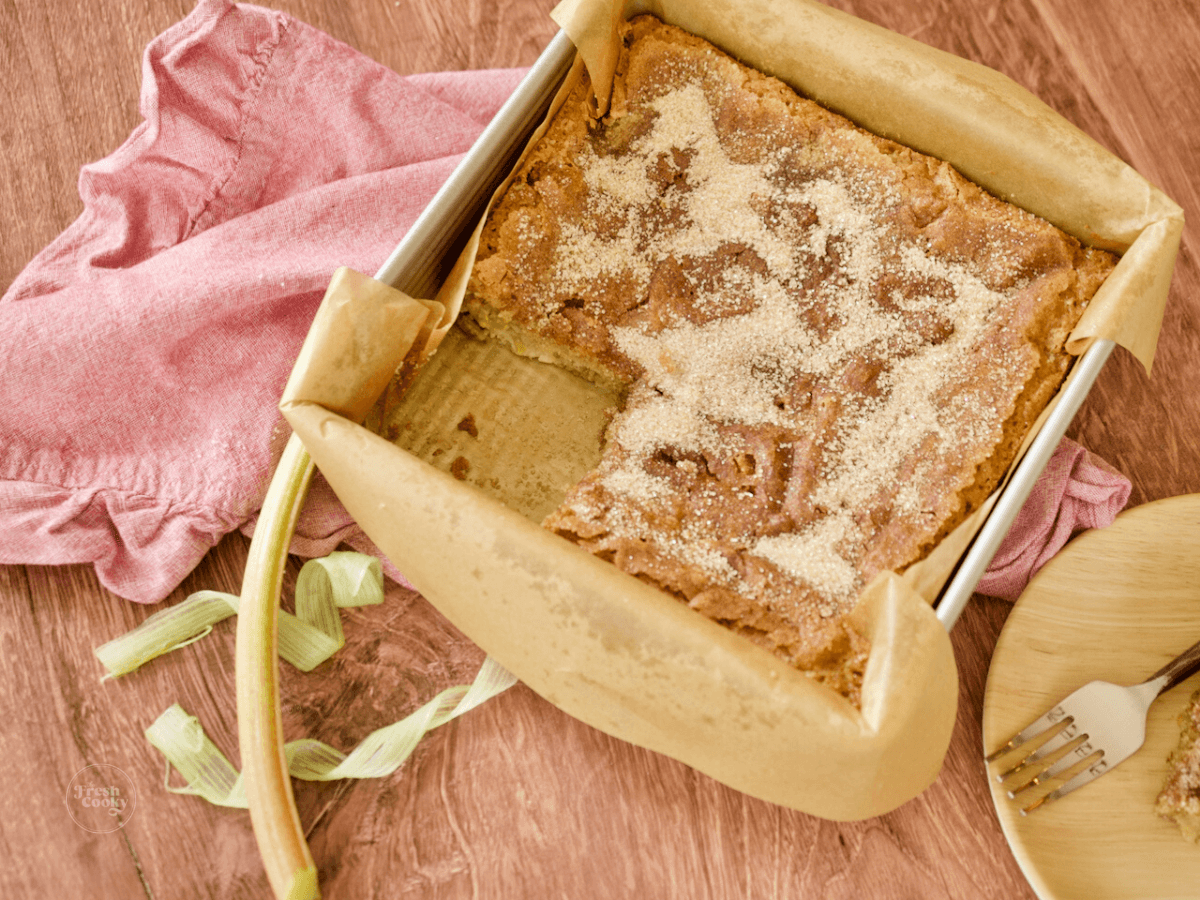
463,16,1116,698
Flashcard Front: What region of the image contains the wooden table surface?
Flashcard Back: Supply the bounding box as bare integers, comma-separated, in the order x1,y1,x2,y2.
3,1,1197,897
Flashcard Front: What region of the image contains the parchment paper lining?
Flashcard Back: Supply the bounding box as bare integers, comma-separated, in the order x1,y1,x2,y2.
278,0,1181,819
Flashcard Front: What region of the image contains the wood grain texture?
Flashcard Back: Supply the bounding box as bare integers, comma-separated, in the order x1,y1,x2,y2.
1,1,1196,898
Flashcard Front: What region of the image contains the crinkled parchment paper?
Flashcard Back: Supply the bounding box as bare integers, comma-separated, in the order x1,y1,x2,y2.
278,0,1182,819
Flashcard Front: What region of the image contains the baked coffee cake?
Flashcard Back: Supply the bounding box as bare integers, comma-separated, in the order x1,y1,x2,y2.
462,16,1117,701
1157,687,1200,842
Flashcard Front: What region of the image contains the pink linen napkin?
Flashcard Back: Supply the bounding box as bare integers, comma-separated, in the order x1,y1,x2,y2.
0,0,524,602
975,438,1132,601
0,0,1131,606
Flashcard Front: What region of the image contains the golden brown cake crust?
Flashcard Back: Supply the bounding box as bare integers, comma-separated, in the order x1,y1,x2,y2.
464,16,1116,700
1157,688,1200,842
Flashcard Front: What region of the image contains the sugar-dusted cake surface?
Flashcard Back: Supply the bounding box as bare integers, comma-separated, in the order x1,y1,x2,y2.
1157,688,1200,842
463,15,1116,700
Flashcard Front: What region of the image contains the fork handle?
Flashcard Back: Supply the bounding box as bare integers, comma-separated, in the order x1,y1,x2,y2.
1149,637,1200,694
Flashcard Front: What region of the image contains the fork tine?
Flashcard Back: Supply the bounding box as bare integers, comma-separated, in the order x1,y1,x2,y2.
1005,740,1100,796
995,718,1088,780
984,702,1074,763
987,714,1074,772
998,729,1088,784
1016,754,1110,815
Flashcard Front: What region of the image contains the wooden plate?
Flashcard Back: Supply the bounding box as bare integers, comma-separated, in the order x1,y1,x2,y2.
983,494,1200,900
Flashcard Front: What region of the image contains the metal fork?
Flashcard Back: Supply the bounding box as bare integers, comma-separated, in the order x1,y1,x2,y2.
986,636,1200,814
